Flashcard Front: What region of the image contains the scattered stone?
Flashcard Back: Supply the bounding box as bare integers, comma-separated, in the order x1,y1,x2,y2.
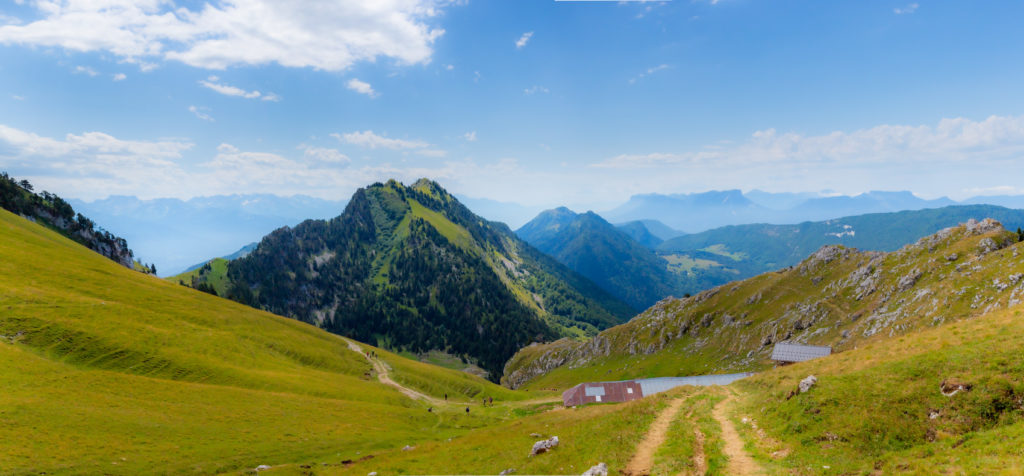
529,436,559,456
499,468,516,475
1010,273,1024,285
945,253,958,262
941,378,973,397
255,465,271,472
978,237,1000,254
401,445,415,451
529,433,542,438
581,462,608,476
799,375,818,394
897,268,923,292
929,409,941,420
368,472,377,476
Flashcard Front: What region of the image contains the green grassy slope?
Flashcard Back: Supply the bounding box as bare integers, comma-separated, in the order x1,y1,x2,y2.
729,302,1024,474
0,207,545,474
168,257,230,296
505,218,1024,390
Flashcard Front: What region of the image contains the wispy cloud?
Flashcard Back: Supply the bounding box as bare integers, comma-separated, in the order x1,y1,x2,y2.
188,105,214,122
464,131,477,142
0,1,452,72
593,115,1024,169
199,76,280,101
524,85,550,95
333,130,430,150
629,64,669,84
112,73,127,81
894,3,919,14
11,95,24,101
74,65,98,77
515,31,533,49
346,78,377,97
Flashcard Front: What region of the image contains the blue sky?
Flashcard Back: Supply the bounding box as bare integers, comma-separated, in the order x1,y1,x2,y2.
2,0,1024,209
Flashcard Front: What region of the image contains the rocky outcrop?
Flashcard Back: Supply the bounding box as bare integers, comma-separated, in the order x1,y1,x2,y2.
799,375,818,393
581,462,608,476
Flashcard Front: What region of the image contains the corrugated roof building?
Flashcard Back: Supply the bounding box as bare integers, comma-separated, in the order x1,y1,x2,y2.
561,372,754,407
770,343,832,364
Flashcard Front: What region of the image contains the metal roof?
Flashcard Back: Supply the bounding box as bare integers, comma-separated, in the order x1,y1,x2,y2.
771,343,832,362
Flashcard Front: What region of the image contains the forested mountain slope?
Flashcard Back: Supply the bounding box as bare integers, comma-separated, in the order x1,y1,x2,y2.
220,179,633,379
517,208,680,310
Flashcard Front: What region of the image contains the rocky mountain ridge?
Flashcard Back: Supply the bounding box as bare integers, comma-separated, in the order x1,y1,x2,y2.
503,218,1024,388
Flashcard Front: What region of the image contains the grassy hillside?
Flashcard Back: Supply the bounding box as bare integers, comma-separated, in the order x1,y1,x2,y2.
0,207,551,475
169,257,230,296
505,218,1024,390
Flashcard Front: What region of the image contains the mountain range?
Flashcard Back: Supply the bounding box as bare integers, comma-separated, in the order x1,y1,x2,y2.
602,189,1009,232
184,179,633,379
516,208,680,310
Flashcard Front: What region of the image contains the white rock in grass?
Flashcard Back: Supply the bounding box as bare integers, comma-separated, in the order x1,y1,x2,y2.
799,375,817,393
529,436,559,456
581,462,608,476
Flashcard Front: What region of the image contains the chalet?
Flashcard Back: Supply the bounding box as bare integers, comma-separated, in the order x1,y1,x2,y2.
561,373,754,407
770,342,832,365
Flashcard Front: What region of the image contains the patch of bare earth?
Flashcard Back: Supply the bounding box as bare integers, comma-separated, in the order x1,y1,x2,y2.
623,397,687,476
712,395,762,475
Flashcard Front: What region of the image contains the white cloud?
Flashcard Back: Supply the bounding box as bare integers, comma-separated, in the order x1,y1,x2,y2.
894,3,919,14
346,78,377,97
593,115,1024,169
112,73,127,81
524,85,549,95
300,145,351,165
11,95,24,101
629,64,669,84
445,64,454,70
199,76,279,101
515,31,533,49
188,105,214,122
464,131,477,142
416,149,447,158
333,130,430,150
0,0,453,72
74,65,98,77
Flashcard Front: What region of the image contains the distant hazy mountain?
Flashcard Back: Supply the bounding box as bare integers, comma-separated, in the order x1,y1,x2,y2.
615,221,665,248
69,194,347,275
602,190,770,232
963,195,1024,210
517,208,680,310
602,189,969,232
455,195,545,230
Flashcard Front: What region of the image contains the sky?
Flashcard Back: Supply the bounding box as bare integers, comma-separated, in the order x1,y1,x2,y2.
2,0,1024,210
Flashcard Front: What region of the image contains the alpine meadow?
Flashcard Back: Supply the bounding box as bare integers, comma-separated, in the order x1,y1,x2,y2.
4,1,1024,475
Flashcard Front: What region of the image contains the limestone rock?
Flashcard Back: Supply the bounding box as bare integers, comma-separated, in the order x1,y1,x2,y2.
799,375,817,393
529,436,559,456
499,469,516,475
581,462,608,476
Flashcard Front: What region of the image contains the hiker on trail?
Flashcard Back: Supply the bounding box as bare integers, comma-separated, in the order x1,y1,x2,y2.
428,407,432,413
444,393,447,401
489,396,493,406
465,407,470,414
482,397,487,407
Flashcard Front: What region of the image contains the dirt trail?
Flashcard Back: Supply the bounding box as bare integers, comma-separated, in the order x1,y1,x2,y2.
712,395,762,475
623,397,687,476
342,337,444,405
